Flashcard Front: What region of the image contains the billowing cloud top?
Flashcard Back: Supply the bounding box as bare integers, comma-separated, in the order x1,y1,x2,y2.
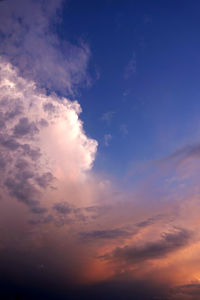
0,57,97,213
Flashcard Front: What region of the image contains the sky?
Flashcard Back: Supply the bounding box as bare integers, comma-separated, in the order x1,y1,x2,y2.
1,0,200,299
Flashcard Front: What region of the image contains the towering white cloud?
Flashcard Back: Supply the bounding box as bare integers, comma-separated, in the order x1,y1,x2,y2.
0,57,97,213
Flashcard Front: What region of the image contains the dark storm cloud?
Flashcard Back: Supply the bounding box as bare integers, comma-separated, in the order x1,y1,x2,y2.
79,229,132,241
103,229,191,263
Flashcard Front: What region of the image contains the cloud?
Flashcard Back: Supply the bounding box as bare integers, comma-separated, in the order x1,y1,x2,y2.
79,228,132,241
53,202,72,214
103,228,191,263
0,57,97,213
124,52,136,79
164,144,200,165
120,124,128,136
104,134,112,146
0,0,91,95
135,214,165,228
14,117,39,137
171,283,200,299
101,111,115,124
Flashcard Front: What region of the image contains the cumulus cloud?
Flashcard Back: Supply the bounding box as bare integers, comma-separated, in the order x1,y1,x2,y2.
0,58,97,214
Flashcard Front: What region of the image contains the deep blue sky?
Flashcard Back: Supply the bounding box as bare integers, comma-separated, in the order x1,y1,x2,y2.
58,0,200,178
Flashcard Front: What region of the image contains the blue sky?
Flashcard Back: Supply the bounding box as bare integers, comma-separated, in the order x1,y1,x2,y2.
56,0,200,178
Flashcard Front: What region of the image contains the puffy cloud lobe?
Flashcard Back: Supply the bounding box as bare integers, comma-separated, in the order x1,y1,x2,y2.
0,58,97,212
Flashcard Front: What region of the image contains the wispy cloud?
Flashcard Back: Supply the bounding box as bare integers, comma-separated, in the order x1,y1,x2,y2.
124,52,136,79
101,111,115,125
104,133,112,146
120,124,128,135
103,228,191,263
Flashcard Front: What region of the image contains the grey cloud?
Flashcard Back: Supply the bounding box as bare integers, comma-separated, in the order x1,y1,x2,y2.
19,170,34,180
0,136,20,150
0,155,6,169
74,205,110,221
84,205,102,213
5,104,23,120
15,158,30,170
5,177,39,206
135,214,165,228
53,202,72,214
29,214,53,225
31,206,47,214
39,118,48,127
79,229,132,241
21,144,41,160
171,283,200,299
14,117,39,137
35,172,54,188
163,144,200,165
43,102,56,113
104,229,191,263
0,120,4,129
